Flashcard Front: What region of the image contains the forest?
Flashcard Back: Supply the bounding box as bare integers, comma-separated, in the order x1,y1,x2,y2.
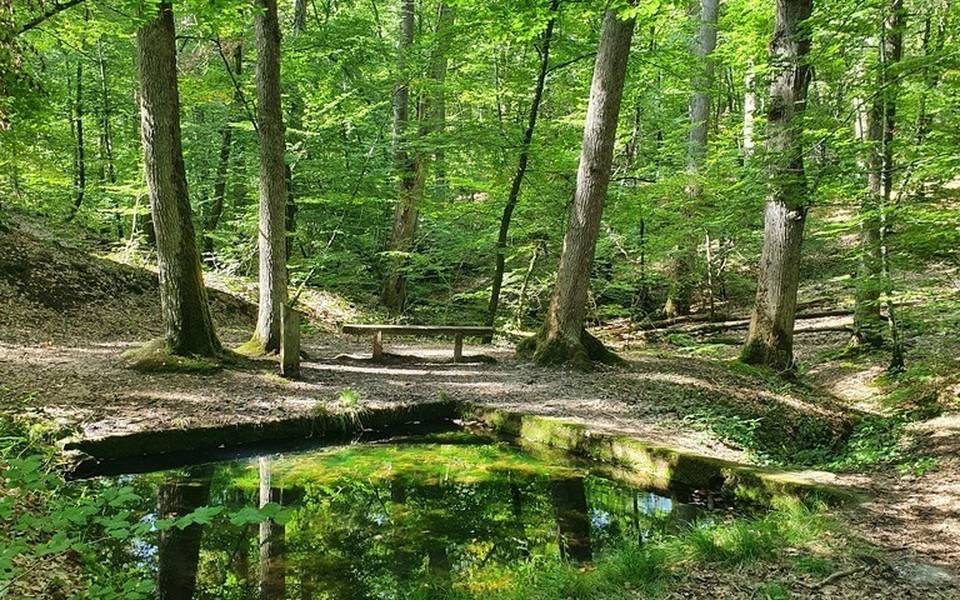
1,0,959,597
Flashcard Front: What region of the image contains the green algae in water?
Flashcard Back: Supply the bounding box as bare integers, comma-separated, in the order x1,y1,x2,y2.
85,436,733,599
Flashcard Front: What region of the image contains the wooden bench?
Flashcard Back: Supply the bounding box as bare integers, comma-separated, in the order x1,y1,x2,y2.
341,324,494,362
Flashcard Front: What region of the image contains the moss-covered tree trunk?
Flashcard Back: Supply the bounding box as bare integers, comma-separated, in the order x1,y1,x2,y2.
136,0,220,357
519,7,634,368
740,0,814,371
248,0,289,354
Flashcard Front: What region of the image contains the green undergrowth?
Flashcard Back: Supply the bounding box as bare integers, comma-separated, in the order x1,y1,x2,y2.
672,360,852,466
410,497,841,600
0,413,156,599
815,360,957,474
0,412,296,599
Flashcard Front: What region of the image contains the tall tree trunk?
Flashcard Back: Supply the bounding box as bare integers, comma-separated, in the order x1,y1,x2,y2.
381,0,418,312
878,0,906,370
742,64,756,159
663,0,718,318
852,56,885,346
740,0,814,371
204,43,242,262
293,0,308,34
247,0,289,355
69,58,86,219
853,0,905,358
519,7,635,368
156,468,212,600
431,2,454,200
136,0,221,357
484,0,559,338
96,37,121,238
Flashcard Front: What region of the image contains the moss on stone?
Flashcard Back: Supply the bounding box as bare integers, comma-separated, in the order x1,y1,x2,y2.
467,405,859,507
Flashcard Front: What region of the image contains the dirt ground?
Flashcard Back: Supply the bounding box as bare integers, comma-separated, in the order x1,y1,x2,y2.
1,218,958,598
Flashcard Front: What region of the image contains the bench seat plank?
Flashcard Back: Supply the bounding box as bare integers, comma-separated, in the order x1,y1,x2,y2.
342,324,493,337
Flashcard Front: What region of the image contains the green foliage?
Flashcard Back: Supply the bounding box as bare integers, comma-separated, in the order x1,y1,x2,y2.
0,414,155,598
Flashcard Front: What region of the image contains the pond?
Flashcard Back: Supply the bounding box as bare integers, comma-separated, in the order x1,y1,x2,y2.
82,432,735,599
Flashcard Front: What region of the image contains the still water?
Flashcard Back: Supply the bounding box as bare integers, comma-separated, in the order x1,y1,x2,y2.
94,434,728,599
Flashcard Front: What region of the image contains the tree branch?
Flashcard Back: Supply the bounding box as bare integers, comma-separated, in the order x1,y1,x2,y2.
18,0,86,35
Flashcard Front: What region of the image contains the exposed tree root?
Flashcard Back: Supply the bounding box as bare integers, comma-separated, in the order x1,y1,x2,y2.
518,329,625,370
122,338,223,374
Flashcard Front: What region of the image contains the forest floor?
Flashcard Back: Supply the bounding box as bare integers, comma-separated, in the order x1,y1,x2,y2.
1,213,958,598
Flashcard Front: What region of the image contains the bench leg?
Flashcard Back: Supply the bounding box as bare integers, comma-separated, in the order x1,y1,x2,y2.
454,333,463,363
372,330,384,361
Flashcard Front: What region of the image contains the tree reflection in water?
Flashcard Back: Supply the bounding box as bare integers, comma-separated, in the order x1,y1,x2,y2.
120,440,720,598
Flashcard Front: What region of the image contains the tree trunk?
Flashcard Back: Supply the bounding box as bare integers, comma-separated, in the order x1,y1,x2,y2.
852,54,885,346
742,64,756,159
485,0,559,339
853,0,905,363
157,468,212,600
740,0,814,371
69,58,86,219
381,0,417,313
878,0,906,371
95,37,122,238
204,126,232,261
431,2,454,200
519,7,635,368
663,0,718,318
204,43,242,262
293,0,307,34
248,0,289,355
136,0,221,357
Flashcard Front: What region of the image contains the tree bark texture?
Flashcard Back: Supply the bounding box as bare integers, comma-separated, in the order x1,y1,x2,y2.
740,0,814,371
251,0,289,354
382,0,418,312
485,0,559,336
137,0,221,357
522,7,635,368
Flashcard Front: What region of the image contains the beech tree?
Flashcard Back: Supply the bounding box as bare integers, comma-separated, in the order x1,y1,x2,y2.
852,0,905,370
519,6,635,368
246,0,289,355
382,0,418,312
740,0,814,371
663,0,719,318
135,0,220,358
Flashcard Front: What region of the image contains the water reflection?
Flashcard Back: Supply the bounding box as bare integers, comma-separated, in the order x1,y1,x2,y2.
110,441,723,599
156,466,212,600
